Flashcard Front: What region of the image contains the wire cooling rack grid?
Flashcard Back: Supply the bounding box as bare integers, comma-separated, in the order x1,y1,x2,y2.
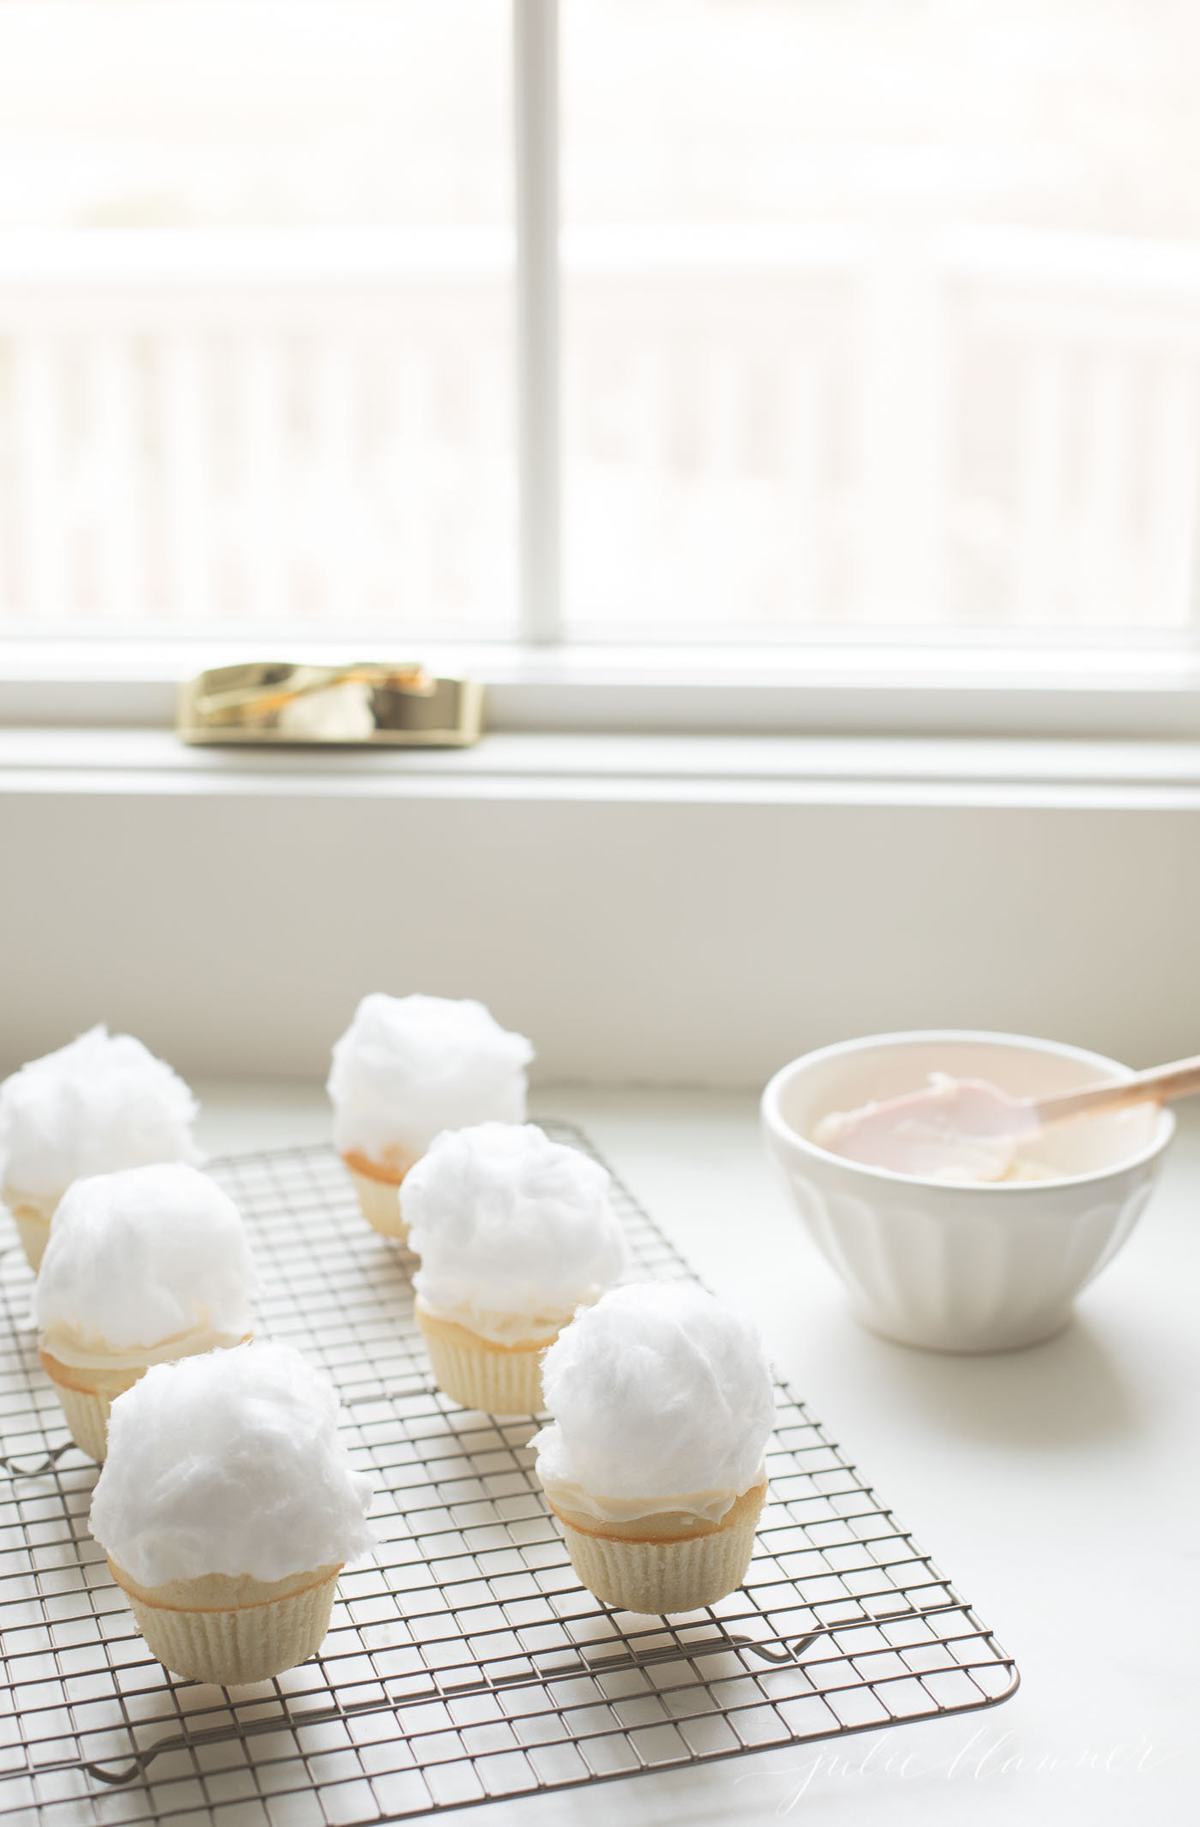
0,1127,1018,1826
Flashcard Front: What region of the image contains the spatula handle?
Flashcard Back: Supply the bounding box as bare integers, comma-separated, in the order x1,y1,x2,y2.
1035,1054,1200,1125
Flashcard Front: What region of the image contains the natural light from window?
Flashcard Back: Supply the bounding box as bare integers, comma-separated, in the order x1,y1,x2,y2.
0,0,1196,650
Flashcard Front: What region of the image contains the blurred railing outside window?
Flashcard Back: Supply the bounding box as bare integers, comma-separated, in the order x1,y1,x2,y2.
0,0,1197,653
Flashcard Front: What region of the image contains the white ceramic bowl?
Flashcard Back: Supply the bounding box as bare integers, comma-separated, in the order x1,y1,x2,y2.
761,1031,1173,1352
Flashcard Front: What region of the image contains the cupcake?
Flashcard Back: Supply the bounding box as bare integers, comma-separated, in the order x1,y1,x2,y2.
533,1283,775,1614
0,1026,199,1270
90,1342,374,1686
35,1163,253,1461
327,993,533,1241
404,1122,627,1414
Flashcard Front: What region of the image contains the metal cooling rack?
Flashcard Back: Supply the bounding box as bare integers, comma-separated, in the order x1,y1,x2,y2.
0,1125,1018,1825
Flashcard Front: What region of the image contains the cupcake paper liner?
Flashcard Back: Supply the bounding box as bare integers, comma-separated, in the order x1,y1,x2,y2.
417,1307,549,1414
344,1162,410,1242
43,1339,248,1463
555,1485,766,1615
54,1382,119,1463
8,1197,54,1271
43,1358,148,1462
111,1563,341,1686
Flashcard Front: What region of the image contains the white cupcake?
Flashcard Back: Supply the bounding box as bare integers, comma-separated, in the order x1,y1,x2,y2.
534,1283,775,1614
0,1027,199,1270
35,1163,253,1461
404,1122,627,1414
90,1342,374,1686
327,994,533,1241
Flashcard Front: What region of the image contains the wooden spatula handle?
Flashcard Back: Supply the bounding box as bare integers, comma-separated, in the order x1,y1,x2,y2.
1035,1054,1200,1125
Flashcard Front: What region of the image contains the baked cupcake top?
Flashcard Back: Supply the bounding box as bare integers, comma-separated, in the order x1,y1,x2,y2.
327,993,533,1164
404,1123,627,1343
533,1282,775,1524
90,1341,375,1587
0,1026,199,1201
35,1164,253,1361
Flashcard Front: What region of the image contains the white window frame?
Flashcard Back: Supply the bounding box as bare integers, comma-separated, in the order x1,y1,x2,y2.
2,0,1199,744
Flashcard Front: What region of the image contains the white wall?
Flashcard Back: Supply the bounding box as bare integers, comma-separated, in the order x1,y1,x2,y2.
0,743,1195,1086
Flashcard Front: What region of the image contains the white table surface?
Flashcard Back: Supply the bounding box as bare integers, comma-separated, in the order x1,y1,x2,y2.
176,1081,1199,1827
6,1083,1182,1825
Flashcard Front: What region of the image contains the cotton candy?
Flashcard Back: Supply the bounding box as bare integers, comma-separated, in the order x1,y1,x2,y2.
90,1342,375,1586
327,993,533,1160
0,1026,199,1199
534,1283,775,1510
36,1163,253,1353
404,1122,626,1341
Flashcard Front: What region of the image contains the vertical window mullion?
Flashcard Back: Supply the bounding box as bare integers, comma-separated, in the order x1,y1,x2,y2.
513,0,562,644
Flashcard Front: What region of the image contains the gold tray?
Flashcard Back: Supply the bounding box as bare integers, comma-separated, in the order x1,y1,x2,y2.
176,661,483,747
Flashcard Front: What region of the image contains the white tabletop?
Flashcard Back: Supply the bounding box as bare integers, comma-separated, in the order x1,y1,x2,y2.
185,1081,1197,1827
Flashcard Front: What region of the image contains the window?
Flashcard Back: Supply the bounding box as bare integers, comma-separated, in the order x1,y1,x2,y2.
0,0,1197,668
559,0,1200,643
0,0,515,640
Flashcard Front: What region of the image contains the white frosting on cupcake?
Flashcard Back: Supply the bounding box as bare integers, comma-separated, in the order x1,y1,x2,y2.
0,1027,199,1201
35,1164,253,1360
90,1341,375,1587
533,1282,775,1524
405,1123,627,1344
327,994,533,1163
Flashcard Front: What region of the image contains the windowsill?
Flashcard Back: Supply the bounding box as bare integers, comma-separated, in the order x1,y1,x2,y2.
4,637,1200,739
5,724,1200,809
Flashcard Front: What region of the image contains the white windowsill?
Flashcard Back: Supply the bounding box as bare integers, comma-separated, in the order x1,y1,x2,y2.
4,637,1200,738
5,725,1200,810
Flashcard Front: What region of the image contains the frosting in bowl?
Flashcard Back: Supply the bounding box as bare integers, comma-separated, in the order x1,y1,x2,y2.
404,1122,627,1343
533,1282,775,1524
327,993,533,1163
89,1341,375,1586
0,1026,199,1200
35,1163,253,1356
813,1073,1046,1181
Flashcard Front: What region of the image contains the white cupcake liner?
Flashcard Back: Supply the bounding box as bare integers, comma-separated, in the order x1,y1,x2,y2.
417,1307,548,1414
112,1564,340,1685
344,1162,409,1242
43,1337,248,1462
42,1359,147,1462
54,1382,120,1462
555,1486,765,1614
7,1196,54,1271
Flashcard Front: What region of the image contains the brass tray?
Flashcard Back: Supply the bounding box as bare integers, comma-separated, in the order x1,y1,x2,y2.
177,662,483,747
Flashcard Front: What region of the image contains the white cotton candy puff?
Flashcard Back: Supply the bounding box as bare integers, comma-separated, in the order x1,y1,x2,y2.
534,1283,775,1504
35,1163,253,1353
0,1026,199,1199
89,1341,376,1587
404,1123,627,1329
326,993,533,1160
